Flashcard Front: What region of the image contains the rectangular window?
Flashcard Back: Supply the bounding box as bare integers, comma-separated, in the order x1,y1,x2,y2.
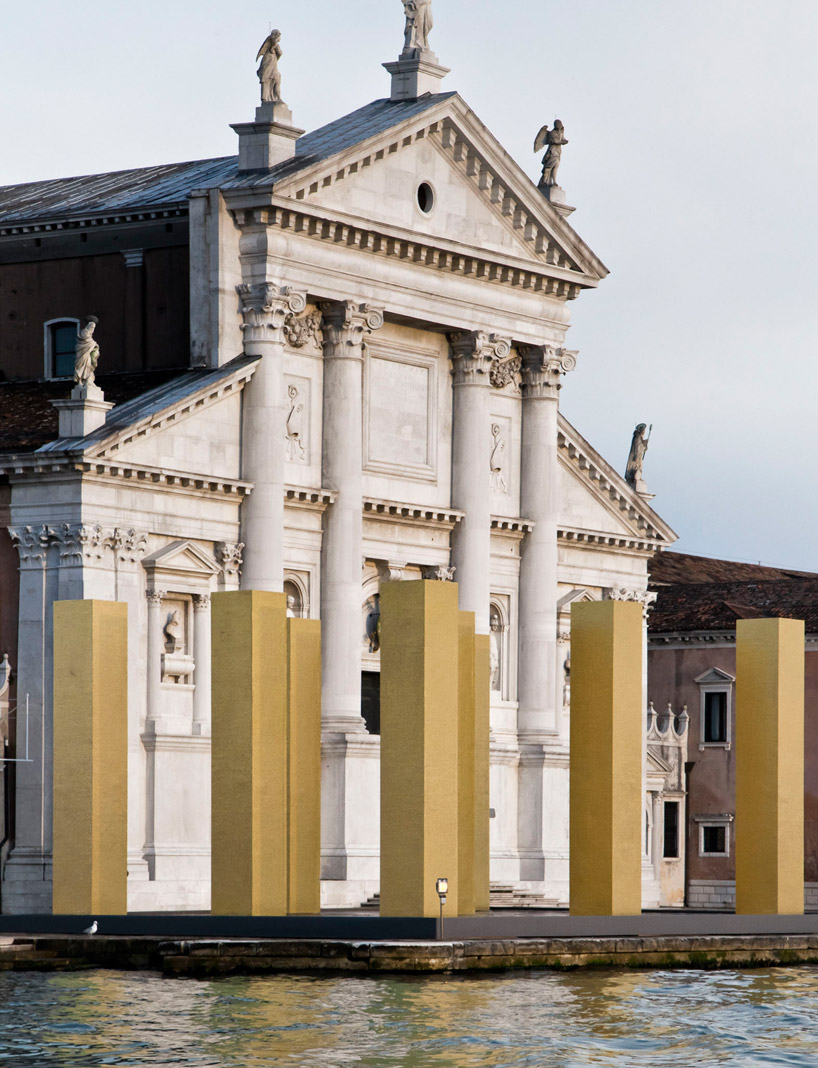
53,324,77,378
702,825,727,855
703,691,727,743
663,801,679,858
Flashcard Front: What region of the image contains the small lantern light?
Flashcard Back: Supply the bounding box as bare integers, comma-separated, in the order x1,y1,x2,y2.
436,877,449,940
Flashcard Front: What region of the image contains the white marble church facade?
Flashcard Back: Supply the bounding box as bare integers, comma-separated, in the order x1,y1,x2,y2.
0,28,675,912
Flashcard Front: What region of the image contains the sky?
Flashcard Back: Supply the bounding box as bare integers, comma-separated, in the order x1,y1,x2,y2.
2,0,817,569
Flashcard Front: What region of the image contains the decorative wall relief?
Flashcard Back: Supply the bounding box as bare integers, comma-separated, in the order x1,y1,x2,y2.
490,423,508,494
283,376,310,464
284,309,322,350
489,345,521,390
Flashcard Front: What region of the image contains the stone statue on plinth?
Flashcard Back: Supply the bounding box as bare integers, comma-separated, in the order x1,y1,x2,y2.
257,29,284,104
625,422,652,494
402,0,433,55
534,120,568,192
74,316,100,388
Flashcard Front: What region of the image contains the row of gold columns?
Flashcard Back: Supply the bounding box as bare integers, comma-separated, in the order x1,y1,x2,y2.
51,594,806,917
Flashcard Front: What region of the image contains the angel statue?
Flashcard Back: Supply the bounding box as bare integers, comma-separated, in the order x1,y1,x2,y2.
625,422,652,490
74,316,100,388
402,0,433,55
534,119,568,191
257,28,284,105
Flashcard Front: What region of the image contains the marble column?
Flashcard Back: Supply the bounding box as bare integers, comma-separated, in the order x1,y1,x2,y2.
517,345,576,739
2,526,54,913
192,594,212,737
238,282,307,593
145,589,165,729
449,332,510,635
516,345,576,892
319,300,383,896
320,300,384,732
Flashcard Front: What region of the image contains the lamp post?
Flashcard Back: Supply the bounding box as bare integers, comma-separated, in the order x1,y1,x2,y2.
436,877,448,941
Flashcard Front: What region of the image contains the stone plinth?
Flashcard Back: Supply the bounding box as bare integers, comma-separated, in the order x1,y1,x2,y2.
52,600,128,915
569,600,643,916
383,52,450,101
735,617,805,915
51,383,113,438
231,102,304,172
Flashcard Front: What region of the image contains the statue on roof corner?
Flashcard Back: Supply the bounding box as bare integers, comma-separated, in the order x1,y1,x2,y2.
74,316,100,388
402,0,433,55
534,120,568,191
625,422,652,493
257,28,284,104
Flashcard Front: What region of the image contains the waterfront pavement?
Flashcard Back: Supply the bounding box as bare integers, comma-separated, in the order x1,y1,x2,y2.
1,910,818,974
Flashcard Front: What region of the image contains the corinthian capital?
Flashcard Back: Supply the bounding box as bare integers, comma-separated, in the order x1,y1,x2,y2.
518,344,578,399
237,282,307,346
449,331,511,386
320,300,384,358
9,525,53,567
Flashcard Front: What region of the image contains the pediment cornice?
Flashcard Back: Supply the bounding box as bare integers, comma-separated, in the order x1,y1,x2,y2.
225,95,608,297
557,413,678,551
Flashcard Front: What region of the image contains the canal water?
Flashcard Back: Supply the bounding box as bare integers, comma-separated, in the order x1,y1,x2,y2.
2,966,818,1066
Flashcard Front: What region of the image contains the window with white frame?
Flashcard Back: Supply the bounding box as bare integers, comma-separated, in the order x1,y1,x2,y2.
695,667,735,749
696,814,733,857
44,318,79,379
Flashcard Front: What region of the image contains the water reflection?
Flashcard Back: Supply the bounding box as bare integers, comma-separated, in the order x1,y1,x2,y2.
2,966,818,1066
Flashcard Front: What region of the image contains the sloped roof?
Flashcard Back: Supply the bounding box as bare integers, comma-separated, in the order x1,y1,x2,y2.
0,95,455,225
650,578,818,633
650,550,817,585
0,369,185,452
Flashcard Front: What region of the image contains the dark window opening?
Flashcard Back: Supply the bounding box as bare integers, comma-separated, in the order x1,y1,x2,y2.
361,671,380,736
663,801,679,858
51,322,77,378
702,825,727,854
703,690,727,743
417,182,434,214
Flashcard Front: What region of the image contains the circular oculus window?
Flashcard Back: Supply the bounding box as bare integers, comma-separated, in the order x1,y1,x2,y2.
416,181,435,214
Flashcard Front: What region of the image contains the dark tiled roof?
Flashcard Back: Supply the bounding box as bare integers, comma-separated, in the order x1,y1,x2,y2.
0,94,456,225
650,579,818,633
649,550,818,585
0,370,186,452
0,159,237,225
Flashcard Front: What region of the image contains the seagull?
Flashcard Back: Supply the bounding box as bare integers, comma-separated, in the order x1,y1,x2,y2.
82,921,98,935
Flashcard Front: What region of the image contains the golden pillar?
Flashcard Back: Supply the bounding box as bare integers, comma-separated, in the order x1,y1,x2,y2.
735,617,804,915
211,591,321,916
380,580,460,917
457,611,476,916
286,616,322,915
53,600,128,915
569,600,642,915
473,632,491,912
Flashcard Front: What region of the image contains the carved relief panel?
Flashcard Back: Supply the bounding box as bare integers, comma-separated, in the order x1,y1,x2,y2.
283,375,311,465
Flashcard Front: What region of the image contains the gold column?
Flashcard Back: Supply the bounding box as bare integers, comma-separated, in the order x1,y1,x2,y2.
53,600,128,915
473,632,491,912
287,616,321,915
569,600,642,915
735,617,804,915
457,611,476,916
380,580,460,917
211,590,288,915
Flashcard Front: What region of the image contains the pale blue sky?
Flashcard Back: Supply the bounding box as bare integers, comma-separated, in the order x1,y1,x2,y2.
3,1,817,569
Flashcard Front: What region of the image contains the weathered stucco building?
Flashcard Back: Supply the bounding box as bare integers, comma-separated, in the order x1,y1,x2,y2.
648,552,818,909
0,22,676,912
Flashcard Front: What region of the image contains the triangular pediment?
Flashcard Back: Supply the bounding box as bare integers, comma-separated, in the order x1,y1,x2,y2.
557,414,678,552
557,588,597,611
270,95,607,290
647,748,673,774
694,667,735,685
143,539,221,589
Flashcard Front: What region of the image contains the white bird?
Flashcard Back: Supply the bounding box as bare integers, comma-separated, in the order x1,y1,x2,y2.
82,921,98,935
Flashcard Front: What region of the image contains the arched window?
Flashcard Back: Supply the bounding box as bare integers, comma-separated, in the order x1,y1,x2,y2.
44,318,79,379
489,602,505,695
283,579,304,618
